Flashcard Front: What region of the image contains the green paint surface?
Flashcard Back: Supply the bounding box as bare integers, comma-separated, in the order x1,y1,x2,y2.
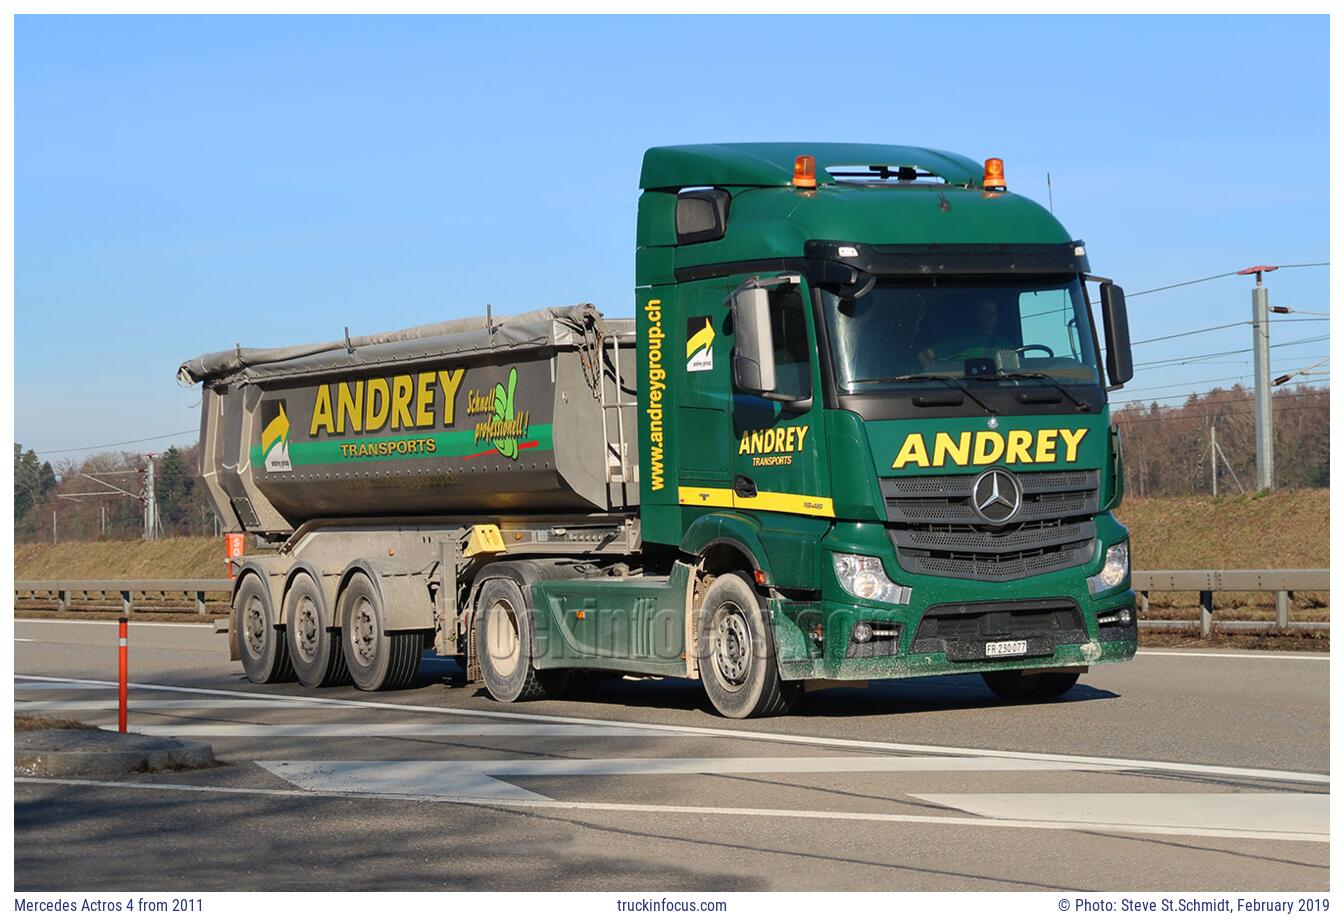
249,424,554,468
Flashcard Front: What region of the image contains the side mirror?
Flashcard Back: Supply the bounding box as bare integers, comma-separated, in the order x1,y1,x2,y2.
729,286,777,395
1100,282,1134,387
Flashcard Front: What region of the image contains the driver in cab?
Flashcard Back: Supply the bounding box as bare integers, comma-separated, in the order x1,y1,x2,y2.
917,297,1010,370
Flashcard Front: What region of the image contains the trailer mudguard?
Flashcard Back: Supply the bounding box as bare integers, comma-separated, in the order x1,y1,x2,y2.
337,560,435,632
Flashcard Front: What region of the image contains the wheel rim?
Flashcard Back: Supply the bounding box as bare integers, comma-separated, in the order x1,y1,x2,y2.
712,603,752,688
243,596,267,659
350,596,379,668
485,598,521,678
294,595,320,663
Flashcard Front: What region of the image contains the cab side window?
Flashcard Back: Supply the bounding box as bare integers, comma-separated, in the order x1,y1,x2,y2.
770,284,812,398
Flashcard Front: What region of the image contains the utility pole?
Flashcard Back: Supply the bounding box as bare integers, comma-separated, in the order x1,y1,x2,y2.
1210,425,1217,498
1238,265,1277,491
143,453,159,541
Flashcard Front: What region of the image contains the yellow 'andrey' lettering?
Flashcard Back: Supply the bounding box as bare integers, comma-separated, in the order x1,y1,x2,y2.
1005,430,1033,465
390,375,414,429
438,368,464,425
336,381,363,435
1035,429,1059,463
310,387,334,436
972,431,1005,465
1059,427,1087,462
932,431,971,467
415,372,436,428
892,433,931,469
365,378,390,431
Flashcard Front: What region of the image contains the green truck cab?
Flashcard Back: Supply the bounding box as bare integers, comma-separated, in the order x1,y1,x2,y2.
190,142,1136,719
576,143,1135,715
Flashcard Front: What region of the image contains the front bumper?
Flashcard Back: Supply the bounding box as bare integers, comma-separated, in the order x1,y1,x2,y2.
773,514,1137,682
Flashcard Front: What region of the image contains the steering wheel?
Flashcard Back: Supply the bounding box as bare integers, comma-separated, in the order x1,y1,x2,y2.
1017,344,1055,358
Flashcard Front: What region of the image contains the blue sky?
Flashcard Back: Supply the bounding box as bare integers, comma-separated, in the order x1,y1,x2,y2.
15,14,1330,461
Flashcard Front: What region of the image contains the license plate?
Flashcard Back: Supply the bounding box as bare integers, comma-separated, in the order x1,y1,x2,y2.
985,640,1029,658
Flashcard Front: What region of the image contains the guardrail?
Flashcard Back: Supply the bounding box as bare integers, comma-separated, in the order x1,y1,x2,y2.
13,570,1330,637
15,579,234,617
1133,569,1329,637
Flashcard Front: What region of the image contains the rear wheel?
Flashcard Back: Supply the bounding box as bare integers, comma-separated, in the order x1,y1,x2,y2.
473,578,562,703
338,572,421,691
285,572,349,688
234,573,294,684
981,669,1080,701
696,572,799,719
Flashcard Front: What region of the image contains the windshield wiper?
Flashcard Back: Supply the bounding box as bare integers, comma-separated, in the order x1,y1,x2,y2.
974,371,1092,412
851,374,997,417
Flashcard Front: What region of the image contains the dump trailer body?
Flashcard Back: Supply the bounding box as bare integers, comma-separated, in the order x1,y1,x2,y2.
182,306,637,538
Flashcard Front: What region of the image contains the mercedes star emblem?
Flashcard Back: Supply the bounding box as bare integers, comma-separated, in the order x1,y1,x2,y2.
971,468,1023,525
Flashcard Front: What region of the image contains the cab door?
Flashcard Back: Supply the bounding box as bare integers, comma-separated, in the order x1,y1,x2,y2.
729,276,831,519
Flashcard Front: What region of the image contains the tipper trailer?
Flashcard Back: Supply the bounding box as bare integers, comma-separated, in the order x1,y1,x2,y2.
181,143,1138,718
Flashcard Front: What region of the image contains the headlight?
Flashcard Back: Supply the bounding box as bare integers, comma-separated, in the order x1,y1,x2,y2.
1088,540,1130,594
832,553,911,605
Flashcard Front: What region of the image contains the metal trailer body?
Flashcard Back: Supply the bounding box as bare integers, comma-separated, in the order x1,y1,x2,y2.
185,305,639,539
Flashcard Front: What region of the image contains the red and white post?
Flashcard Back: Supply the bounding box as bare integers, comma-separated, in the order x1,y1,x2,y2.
118,617,129,732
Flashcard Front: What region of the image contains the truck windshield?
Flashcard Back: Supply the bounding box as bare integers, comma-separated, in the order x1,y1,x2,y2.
821,276,1102,394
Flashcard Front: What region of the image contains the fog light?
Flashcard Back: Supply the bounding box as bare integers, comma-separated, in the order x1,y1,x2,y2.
852,622,873,643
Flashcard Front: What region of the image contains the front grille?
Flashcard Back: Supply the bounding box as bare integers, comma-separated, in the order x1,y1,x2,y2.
883,470,1099,581
912,598,1087,661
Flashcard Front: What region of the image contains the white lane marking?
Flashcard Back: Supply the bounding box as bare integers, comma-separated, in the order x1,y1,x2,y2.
1137,650,1328,662
262,761,552,801
259,754,1128,801
16,674,1328,785
912,792,1328,838
15,638,37,643
16,699,347,712
109,722,675,737
14,619,214,629
17,777,1329,843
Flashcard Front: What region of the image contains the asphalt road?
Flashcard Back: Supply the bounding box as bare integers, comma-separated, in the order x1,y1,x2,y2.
13,619,1330,891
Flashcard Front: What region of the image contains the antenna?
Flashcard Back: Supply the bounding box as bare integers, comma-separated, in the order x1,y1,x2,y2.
1047,172,1054,213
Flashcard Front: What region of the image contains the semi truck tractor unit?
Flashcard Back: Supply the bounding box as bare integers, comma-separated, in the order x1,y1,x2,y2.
181,143,1138,718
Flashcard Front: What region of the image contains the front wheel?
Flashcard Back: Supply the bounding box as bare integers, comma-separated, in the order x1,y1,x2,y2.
981,669,1080,701
696,572,799,719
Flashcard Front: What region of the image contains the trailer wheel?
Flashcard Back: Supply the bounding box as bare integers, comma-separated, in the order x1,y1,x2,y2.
981,669,1080,701
473,578,560,703
338,572,420,692
285,572,349,688
234,572,294,684
696,572,799,719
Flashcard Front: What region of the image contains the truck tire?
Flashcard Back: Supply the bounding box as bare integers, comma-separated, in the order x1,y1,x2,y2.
981,669,1080,701
338,572,421,692
473,578,561,703
234,572,294,684
285,572,350,688
696,572,799,719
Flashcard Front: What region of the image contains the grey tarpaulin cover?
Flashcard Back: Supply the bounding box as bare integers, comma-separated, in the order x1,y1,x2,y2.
177,305,618,386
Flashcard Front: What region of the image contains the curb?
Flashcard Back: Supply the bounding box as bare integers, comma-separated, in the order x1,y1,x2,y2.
15,729,216,778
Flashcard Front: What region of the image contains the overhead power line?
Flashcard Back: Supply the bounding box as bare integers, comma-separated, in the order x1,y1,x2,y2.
1133,335,1329,369
1127,261,1329,299
34,428,198,456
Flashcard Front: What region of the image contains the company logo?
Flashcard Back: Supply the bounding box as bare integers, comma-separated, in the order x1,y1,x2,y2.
737,425,810,467
468,367,530,461
971,468,1022,525
686,316,714,372
891,428,1088,469
260,400,292,472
